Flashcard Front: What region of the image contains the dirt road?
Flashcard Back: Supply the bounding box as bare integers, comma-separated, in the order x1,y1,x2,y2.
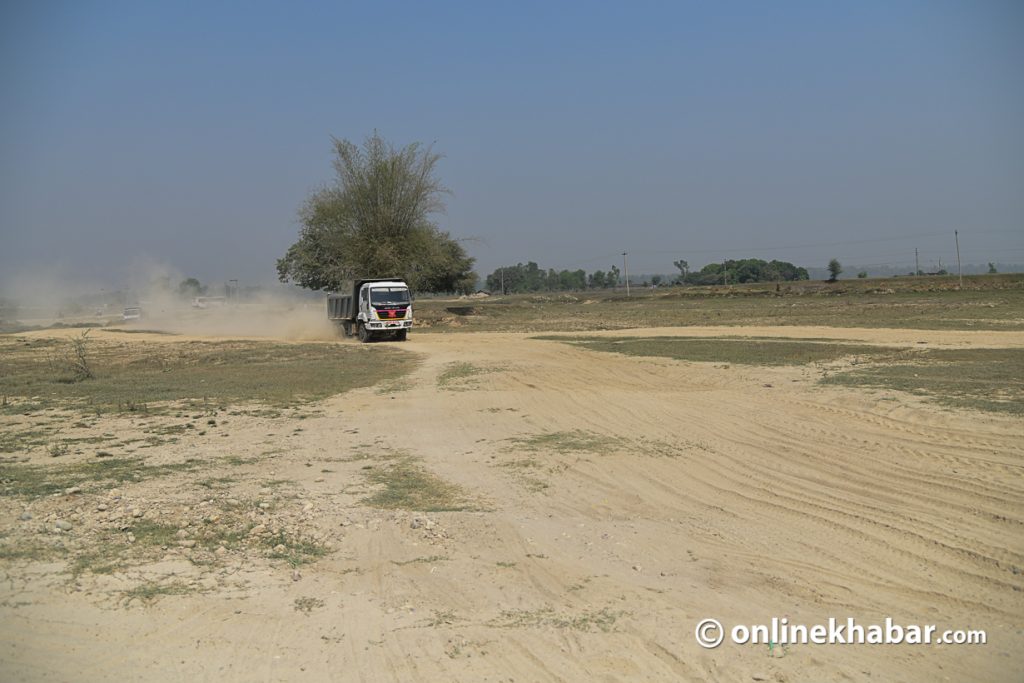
2,326,1022,681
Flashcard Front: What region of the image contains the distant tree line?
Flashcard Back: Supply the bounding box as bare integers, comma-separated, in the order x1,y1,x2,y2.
485,262,622,293
485,257,809,293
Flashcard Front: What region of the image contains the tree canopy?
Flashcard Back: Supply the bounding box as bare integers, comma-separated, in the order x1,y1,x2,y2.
277,133,477,294
827,258,843,282
676,259,809,285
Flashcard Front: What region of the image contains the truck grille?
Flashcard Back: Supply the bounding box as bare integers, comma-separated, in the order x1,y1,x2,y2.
374,306,408,320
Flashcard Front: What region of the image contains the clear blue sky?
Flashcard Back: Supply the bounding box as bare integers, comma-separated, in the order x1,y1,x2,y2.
1,0,1022,290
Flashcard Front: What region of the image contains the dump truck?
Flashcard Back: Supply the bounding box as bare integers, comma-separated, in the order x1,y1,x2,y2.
327,278,413,342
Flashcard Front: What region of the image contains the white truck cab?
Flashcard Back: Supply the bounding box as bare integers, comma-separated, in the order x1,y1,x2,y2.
328,278,413,342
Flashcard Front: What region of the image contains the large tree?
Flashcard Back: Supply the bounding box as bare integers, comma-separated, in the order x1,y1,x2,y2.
277,133,476,293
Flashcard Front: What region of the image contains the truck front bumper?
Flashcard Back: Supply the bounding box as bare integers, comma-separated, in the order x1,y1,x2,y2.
366,320,413,330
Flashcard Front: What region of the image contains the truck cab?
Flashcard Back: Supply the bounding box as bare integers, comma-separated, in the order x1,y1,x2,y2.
328,278,413,342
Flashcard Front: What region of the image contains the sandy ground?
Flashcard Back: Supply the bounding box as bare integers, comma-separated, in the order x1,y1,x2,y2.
1,325,1022,682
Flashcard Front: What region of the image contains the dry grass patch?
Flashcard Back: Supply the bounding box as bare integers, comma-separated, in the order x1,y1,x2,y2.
539,335,896,366
0,336,418,415
0,456,206,499
362,454,477,512
487,606,625,632
824,348,1024,415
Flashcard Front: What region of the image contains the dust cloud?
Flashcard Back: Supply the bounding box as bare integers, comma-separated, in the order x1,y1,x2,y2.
0,264,338,342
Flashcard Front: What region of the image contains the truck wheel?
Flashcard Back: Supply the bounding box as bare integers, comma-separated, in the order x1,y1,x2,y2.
357,323,370,343
341,321,352,337
395,329,408,342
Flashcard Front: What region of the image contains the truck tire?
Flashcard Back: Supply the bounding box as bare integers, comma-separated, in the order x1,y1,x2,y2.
341,321,352,337
395,329,408,342
357,322,371,343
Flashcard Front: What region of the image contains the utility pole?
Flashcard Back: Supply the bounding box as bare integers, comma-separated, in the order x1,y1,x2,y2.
955,230,963,289
622,252,630,297
500,269,505,296
723,260,727,286
915,248,920,276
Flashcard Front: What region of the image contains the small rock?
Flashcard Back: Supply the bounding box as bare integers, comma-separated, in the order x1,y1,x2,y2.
127,532,136,543
258,502,271,510
18,512,32,521
131,508,144,518
225,498,240,507
273,543,287,553
178,540,196,548
214,546,227,556
64,486,82,495
291,569,301,582
632,564,642,572
175,529,190,539
313,478,325,483
752,674,769,682
249,524,266,536
55,520,73,531
96,504,108,512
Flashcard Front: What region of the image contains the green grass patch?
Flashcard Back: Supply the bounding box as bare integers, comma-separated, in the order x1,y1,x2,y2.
0,336,418,414
0,426,58,453
262,531,329,567
69,548,121,577
129,520,180,547
392,555,448,566
121,580,196,605
0,456,206,499
294,596,325,614
823,348,1024,415
0,541,65,563
436,362,493,391
487,606,624,632
196,476,236,490
539,335,897,366
362,456,476,512
507,429,624,454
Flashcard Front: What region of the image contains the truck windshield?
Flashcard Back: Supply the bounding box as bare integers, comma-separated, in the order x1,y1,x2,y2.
370,287,410,305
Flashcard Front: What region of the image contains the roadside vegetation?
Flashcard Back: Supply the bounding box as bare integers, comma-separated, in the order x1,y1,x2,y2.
0,335,417,415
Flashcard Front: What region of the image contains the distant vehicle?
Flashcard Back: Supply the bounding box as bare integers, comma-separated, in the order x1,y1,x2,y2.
191,296,227,309
122,306,143,321
327,278,412,342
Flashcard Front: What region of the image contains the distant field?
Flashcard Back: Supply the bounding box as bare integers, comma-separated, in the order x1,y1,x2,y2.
415,273,1024,332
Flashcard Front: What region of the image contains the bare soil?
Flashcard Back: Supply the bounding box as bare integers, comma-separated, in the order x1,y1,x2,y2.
1,324,1022,682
